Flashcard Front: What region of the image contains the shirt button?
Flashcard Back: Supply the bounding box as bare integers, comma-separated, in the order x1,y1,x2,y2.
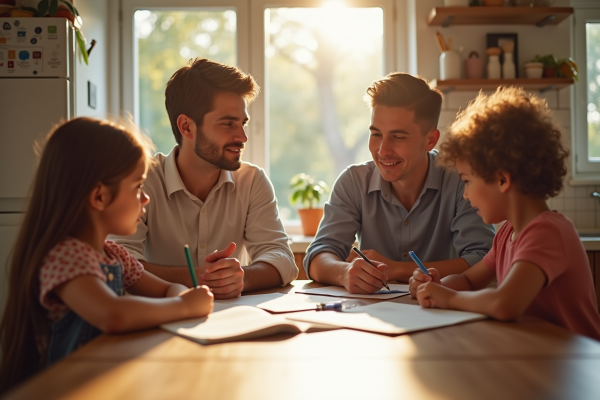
108,273,114,281
199,243,205,249
403,252,408,257
404,220,409,225
202,208,206,214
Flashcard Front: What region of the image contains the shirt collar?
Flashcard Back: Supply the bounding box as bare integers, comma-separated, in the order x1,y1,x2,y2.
367,150,443,196
164,146,236,199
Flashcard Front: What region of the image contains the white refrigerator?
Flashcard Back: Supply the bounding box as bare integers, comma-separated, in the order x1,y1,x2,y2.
0,17,76,319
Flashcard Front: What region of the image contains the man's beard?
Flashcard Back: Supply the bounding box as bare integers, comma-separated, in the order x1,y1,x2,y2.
194,128,244,171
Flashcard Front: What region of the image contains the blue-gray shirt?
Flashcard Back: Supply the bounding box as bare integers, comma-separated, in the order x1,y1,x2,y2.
303,151,495,278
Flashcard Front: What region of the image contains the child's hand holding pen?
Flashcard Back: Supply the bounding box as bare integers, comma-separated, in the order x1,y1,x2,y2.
408,267,441,298
178,285,214,317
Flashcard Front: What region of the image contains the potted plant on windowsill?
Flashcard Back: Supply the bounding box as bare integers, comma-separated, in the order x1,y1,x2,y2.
289,173,329,237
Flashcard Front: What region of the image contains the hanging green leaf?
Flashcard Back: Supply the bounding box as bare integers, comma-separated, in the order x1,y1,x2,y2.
60,0,78,16
75,28,88,65
49,0,58,15
37,0,49,16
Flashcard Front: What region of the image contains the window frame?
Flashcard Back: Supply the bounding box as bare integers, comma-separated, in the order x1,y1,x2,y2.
120,0,249,138
572,6,600,181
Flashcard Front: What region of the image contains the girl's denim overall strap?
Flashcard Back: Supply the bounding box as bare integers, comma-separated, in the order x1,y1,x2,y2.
46,261,124,365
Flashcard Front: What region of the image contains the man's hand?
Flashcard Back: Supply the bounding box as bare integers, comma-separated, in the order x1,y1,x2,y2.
197,242,244,299
416,282,456,309
343,257,388,294
345,249,415,282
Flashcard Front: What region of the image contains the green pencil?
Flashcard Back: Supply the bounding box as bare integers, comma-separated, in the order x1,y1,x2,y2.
184,244,199,288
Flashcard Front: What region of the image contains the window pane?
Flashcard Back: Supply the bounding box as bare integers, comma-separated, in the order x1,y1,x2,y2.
135,10,237,155
587,22,600,160
265,7,384,220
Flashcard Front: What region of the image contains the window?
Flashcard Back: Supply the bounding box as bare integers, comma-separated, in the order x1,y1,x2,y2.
573,7,600,177
121,0,248,155
264,6,385,220
121,0,398,223
134,9,237,154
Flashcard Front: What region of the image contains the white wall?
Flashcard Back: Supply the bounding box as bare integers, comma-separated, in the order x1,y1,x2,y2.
413,0,600,230
74,0,109,119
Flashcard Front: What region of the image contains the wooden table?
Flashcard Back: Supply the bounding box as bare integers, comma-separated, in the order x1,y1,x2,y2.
5,281,600,399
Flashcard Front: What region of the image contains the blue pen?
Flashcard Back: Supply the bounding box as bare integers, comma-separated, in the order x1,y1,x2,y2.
408,251,430,275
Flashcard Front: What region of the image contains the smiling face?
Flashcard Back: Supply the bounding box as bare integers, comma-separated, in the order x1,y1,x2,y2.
103,158,149,236
368,105,438,184
456,158,506,224
194,91,249,171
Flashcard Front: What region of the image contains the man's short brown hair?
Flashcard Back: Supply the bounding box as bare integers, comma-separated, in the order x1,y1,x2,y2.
364,72,443,133
165,58,260,145
438,86,569,199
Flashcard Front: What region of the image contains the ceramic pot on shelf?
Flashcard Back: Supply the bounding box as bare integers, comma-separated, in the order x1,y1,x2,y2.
440,50,461,80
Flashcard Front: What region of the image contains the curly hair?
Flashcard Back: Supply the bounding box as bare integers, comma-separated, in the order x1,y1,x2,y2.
438,86,569,199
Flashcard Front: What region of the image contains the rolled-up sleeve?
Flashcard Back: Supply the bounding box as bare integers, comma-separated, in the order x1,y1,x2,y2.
303,169,361,279
244,168,298,285
451,180,496,266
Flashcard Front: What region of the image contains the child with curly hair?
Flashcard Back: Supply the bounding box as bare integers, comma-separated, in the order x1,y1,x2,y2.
408,87,600,340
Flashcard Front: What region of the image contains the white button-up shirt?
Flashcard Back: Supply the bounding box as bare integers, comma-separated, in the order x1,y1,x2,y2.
111,147,298,285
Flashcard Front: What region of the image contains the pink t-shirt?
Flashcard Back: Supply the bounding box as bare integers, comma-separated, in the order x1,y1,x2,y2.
483,211,600,341
39,238,144,321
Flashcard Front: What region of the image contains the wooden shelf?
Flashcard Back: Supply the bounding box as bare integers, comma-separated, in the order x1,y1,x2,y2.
431,78,574,93
427,7,573,27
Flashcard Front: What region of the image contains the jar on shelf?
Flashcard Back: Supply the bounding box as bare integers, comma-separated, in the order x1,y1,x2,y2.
502,52,516,79
440,50,461,80
486,47,501,79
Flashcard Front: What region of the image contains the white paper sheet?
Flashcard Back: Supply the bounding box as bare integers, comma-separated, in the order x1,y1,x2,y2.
295,283,410,299
213,293,351,313
286,301,486,335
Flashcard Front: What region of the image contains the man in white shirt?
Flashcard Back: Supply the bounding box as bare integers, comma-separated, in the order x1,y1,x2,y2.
112,58,297,298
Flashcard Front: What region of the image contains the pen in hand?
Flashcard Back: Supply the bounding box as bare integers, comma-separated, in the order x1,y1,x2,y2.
408,251,430,276
184,244,199,289
351,246,390,291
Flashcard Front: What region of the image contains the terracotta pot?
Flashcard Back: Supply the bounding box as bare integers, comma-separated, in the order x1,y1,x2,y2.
297,208,324,237
55,5,75,23
10,9,34,17
543,66,556,78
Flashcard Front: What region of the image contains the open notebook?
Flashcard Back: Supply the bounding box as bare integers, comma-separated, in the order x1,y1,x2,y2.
161,306,337,345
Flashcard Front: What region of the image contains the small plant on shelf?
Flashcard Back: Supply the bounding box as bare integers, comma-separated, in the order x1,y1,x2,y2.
529,55,577,81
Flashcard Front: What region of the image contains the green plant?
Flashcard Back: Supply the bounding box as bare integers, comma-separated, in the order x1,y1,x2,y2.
289,174,329,209
531,54,558,68
557,57,578,81
21,0,88,65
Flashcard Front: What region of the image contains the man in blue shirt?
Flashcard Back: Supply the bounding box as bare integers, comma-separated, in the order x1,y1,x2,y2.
304,72,495,293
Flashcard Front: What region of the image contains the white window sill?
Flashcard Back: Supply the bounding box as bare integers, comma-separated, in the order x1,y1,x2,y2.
569,173,600,186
